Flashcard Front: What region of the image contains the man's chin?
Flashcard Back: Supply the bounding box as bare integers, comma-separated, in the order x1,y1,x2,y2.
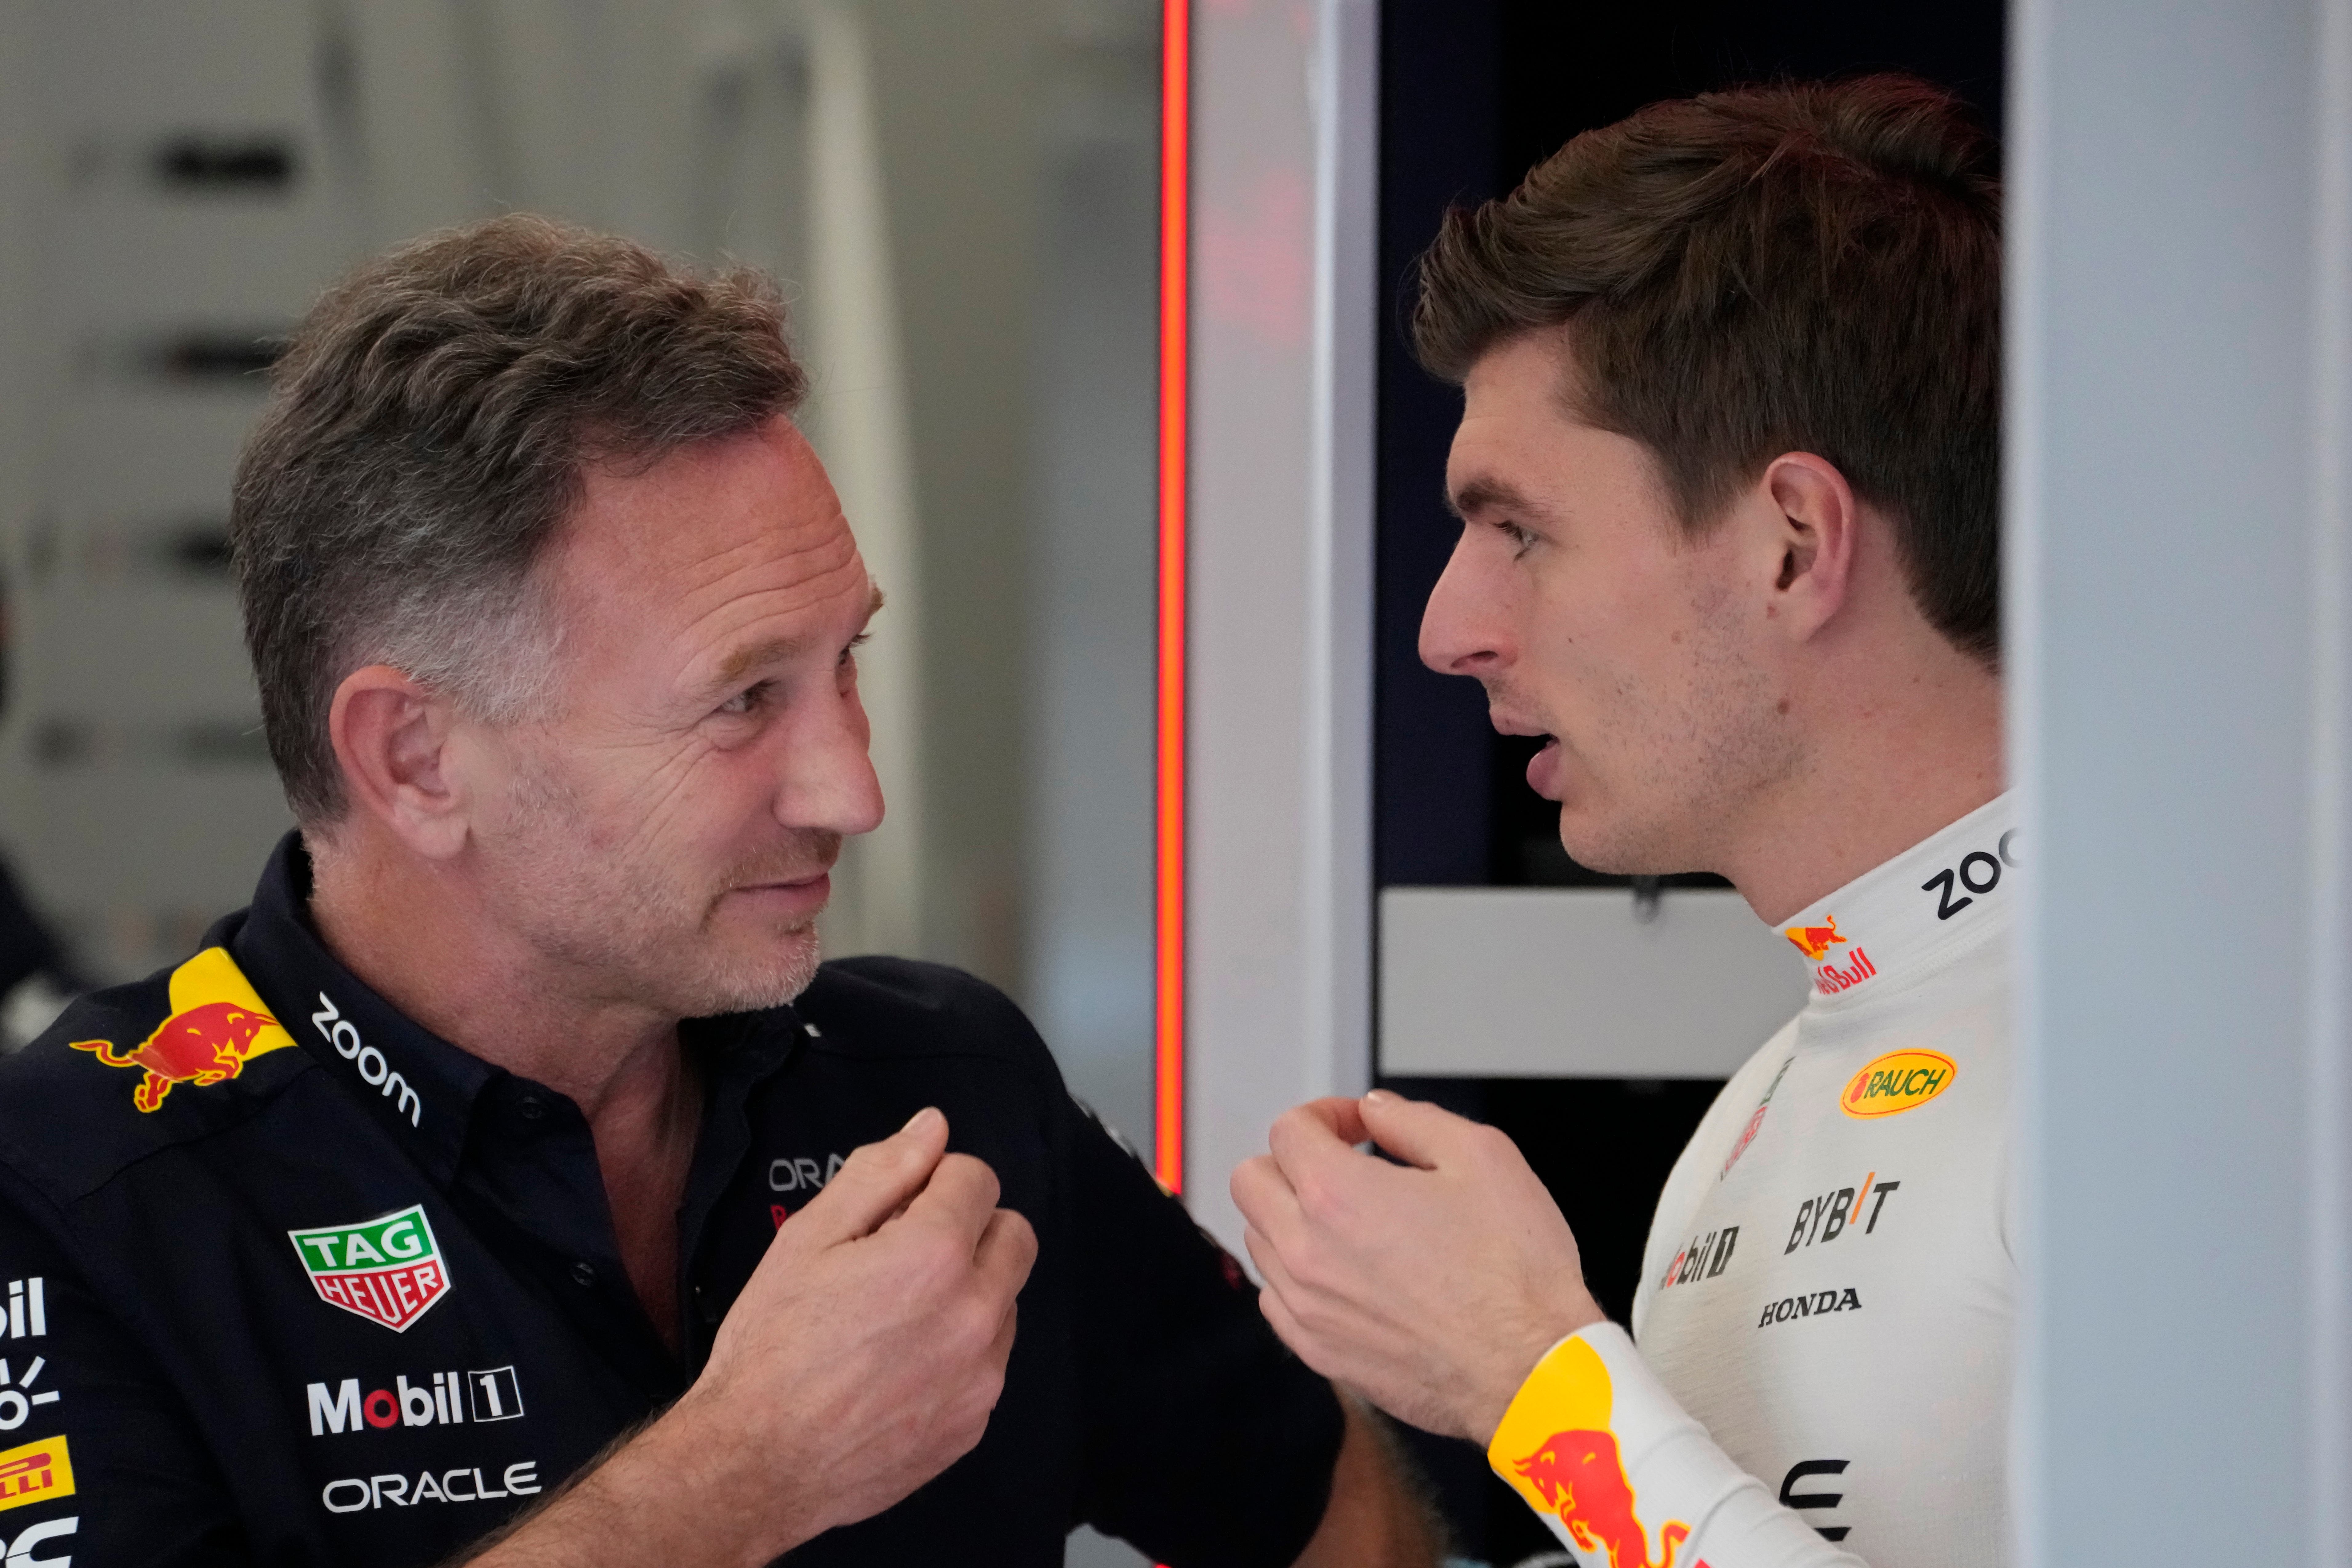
681,926,824,1016
1556,808,1698,880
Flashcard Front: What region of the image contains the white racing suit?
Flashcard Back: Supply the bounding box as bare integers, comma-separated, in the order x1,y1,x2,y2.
1490,794,2017,1568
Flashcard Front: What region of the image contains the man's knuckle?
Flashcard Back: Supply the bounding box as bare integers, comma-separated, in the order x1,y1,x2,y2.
1298,1172,1353,1229
1471,1123,1517,1162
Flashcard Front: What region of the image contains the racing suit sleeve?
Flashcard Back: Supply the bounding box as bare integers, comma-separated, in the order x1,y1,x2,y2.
0,1164,246,1566
1489,1324,1866,1568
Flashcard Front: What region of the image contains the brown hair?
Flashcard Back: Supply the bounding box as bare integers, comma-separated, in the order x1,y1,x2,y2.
1414,75,2001,661
232,214,808,823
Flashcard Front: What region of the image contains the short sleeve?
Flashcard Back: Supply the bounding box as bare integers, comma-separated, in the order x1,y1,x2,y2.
0,1164,246,1566
1064,1107,1343,1567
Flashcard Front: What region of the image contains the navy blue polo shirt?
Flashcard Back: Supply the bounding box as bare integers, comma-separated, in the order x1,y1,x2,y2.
0,837,1342,1566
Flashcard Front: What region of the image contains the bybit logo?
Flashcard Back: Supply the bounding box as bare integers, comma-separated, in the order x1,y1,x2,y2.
1784,1174,1901,1254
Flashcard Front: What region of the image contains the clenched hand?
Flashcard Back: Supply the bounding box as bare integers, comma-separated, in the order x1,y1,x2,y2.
1230,1091,1603,1444
476,1107,1036,1568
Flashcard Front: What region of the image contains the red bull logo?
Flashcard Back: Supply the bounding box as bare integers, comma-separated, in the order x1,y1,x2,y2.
70,948,294,1112
1490,1336,1701,1568
1783,915,1847,961
1514,1429,1690,1568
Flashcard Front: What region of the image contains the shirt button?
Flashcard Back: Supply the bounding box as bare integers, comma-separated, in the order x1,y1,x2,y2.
571,1261,598,1288
518,1096,547,1121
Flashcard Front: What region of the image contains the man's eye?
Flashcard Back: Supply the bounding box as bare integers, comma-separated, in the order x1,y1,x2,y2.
717,681,772,718
1499,521,1538,554
839,631,870,669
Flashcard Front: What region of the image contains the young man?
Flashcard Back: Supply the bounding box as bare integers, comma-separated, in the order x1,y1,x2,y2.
0,217,1435,1567
1233,78,2007,1567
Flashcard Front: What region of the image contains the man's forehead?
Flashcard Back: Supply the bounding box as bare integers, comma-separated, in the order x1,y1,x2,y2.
552,421,859,610
707,581,885,687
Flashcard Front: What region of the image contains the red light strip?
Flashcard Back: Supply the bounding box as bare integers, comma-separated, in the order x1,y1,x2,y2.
1153,0,1190,1195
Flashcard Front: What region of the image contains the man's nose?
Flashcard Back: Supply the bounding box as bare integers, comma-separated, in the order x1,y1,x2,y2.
1419,533,1505,677
776,687,886,838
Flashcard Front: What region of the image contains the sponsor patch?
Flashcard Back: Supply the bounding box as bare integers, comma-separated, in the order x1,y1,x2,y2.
1489,1338,1689,1568
0,1437,71,1513
69,947,294,1112
1719,1056,1794,1181
1839,1050,1955,1118
1783,916,1847,961
320,1461,539,1514
2,1280,46,1344
1781,1460,1853,1543
288,1205,452,1333
1785,1174,1900,1253
1758,1286,1863,1327
307,1366,521,1435
307,993,422,1129
1657,1226,1738,1292
0,1357,61,1435
1811,946,1879,995
0,1515,74,1566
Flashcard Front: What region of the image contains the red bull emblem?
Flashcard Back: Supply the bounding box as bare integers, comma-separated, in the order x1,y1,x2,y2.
1514,1429,1690,1568
69,947,294,1112
1783,915,1847,962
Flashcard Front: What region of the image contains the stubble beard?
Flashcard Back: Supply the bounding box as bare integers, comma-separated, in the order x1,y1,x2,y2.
485,752,839,1020
1555,593,1801,877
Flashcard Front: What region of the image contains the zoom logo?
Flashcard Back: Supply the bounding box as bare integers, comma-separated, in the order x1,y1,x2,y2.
308,994,422,1127
1920,830,2020,922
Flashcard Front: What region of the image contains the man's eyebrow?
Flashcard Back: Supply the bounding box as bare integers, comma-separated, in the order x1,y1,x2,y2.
1445,475,1540,521
706,583,888,690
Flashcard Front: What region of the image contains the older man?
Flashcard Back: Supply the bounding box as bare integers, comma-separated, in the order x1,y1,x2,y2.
0,217,1434,1567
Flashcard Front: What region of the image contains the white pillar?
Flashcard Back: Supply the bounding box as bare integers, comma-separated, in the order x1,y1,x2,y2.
2010,0,2352,1558
1184,0,1377,1250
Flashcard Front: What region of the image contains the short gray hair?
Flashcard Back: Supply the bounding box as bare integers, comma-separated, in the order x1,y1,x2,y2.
231,214,809,823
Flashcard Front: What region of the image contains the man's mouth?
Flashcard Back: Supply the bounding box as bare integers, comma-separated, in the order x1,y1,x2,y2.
1523,735,1565,798
1491,710,1566,799
724,873,834,924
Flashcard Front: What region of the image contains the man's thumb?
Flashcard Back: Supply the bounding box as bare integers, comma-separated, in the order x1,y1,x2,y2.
1356,1089,1472,1171
787,1106,951,1246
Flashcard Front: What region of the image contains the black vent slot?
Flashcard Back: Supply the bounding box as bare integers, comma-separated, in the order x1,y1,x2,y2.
154,135,297,192
162,524,233,576
148,331,285,384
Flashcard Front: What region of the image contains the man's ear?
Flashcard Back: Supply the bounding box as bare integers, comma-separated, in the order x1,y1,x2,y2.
1757,452,1861,640
327,666,470,860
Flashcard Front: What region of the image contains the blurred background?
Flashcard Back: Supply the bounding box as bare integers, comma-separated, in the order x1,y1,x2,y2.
0,0,1166,1164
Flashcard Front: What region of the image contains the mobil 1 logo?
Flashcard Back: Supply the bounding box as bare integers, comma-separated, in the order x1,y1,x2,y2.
309,1366,523,1436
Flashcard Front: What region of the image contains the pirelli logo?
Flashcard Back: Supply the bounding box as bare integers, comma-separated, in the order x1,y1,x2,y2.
0,1436,72,1511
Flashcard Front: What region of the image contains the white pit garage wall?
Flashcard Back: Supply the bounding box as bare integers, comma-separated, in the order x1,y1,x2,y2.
1183,0,1377,1254
2012,0,2352,1559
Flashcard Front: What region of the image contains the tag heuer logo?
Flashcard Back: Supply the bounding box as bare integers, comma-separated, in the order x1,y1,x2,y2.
288,1205,452,1332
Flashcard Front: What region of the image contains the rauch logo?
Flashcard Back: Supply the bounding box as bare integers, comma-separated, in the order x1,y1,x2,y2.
1839,1051,1956,1119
